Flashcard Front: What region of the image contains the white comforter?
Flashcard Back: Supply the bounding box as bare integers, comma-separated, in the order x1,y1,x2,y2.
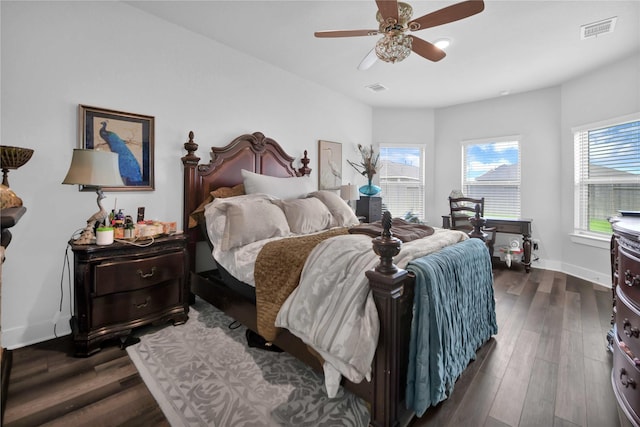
275,228,468,397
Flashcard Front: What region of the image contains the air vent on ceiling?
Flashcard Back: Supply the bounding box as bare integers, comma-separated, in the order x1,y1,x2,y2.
366,83,388,93
581,17,617,39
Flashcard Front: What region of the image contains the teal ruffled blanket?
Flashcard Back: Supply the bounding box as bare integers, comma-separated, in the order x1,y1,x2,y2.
406,238,497,416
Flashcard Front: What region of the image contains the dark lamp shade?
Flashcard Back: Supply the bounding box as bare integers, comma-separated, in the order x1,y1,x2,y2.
62,149,123,187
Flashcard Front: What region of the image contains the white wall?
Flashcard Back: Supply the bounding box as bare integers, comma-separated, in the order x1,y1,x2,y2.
560,53,640,284
433,87,562,266
373,52,640,286
372,107,436,211
0,1,372,349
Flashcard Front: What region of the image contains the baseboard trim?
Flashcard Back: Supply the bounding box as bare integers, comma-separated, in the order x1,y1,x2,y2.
2,315,71,350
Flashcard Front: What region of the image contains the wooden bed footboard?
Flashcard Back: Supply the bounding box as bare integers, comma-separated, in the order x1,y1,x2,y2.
182,132,416,427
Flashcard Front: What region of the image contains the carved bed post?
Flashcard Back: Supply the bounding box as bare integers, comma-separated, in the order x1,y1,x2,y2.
181,131,200,274
297,150,311,177
366,212,415,427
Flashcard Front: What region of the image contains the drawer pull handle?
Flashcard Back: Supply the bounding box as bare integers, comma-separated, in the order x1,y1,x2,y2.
625,270,640,287
624,318,640,338
620,368,636,389
135,297,151,309
137,267,156,279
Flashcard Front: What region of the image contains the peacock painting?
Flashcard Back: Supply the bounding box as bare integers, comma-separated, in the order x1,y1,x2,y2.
98,120,143,185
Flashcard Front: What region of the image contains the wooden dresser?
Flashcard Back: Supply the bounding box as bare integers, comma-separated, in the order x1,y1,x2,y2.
70,234,189,356
610,215,640,426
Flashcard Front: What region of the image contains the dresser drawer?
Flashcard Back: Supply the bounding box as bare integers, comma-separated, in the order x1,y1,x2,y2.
613,331,640,426
94,252,184,296
91,280,181,328
617,287,640,359
619,246,640,306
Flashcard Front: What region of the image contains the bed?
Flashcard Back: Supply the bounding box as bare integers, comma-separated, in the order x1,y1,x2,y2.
181,131,497,427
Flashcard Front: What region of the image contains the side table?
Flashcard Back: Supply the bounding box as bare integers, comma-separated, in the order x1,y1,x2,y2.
70,234,189,356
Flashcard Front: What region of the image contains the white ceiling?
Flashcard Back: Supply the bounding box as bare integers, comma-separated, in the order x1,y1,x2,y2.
127,0,640,109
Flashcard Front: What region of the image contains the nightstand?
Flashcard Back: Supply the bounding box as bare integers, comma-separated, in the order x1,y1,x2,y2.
70,234,189,356
356,196,382,223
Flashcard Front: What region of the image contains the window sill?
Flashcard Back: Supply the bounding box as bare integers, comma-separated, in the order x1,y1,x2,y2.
570,232,610,250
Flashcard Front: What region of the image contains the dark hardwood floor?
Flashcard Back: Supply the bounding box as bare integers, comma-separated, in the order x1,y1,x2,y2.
3,264,620,426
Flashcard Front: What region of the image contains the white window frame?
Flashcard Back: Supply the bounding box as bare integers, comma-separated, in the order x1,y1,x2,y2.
573,112,640,239
379,143,426,222
461,135,521,219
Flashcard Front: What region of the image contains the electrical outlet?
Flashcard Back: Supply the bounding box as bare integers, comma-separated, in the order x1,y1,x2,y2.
532,239,540,251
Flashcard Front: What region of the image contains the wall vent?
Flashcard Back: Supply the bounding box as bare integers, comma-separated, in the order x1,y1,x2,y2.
366,83,387,92
581,17,617,39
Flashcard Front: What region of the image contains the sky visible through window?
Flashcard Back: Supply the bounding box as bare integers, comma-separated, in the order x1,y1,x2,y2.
588,121,640,175
380,147,421,167
465,141,519,180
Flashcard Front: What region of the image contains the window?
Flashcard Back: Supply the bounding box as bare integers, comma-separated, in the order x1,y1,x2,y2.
462,137,521,218
379,144,425,222
574,114,640,236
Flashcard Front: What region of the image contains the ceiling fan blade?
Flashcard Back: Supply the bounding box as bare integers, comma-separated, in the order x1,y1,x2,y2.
314,29,379,38
376,0,399,23
408,0,484,31
410,36,446,62
358,48,378,71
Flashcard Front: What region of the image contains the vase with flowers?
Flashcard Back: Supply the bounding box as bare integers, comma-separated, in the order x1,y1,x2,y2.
347,144,381,196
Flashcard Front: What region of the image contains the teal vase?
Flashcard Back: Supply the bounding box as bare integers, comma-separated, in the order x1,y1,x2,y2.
359,180,381,196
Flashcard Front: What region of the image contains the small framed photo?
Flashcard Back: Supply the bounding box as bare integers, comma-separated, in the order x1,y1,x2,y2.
79,105,154,191
318,140,342,191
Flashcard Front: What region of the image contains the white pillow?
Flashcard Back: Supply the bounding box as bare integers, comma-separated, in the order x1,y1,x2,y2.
241,169,315,200
309,190,360,228
204,193,289,250
274,198,333,234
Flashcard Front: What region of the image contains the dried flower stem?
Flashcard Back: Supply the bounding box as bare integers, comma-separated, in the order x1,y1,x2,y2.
347,144,379,183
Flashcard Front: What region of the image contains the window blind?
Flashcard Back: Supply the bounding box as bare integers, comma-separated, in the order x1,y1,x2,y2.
574,116,640,234
462,138,521,218
379,145,425,222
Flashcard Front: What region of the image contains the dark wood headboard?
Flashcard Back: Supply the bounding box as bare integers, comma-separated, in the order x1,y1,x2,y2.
181,131,311,266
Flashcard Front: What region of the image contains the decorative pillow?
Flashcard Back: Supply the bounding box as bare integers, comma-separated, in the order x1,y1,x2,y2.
209,194,290,250
308,190,360,228
274,198,333,234
241,169,315,200
204,193,278,249
188,184,245,228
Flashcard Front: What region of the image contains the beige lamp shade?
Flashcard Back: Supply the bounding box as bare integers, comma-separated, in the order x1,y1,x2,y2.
340,183,359,201
62,149,123,187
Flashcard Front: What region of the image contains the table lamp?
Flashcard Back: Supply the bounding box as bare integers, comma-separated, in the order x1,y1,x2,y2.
62,149,123,244
340,183,359,201
340,183,359,210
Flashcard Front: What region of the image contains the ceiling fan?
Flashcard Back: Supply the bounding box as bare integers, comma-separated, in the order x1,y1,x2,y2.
314,0,485,69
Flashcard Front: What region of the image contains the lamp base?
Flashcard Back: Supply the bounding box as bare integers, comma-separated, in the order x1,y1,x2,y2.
73,188,108,245
74,225,97,245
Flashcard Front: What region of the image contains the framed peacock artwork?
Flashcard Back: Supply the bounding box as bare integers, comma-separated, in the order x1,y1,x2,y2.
78,104,154,191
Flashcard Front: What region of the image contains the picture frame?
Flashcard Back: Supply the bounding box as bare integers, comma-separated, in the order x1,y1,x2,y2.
78,104,154,191
318,140,342,191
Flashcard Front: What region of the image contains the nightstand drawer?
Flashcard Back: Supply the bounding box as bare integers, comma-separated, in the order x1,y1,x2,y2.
91,281,181,328
94,252,184,296
619,246,640,306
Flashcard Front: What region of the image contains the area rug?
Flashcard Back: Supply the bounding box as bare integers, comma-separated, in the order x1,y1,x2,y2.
127,298,369,426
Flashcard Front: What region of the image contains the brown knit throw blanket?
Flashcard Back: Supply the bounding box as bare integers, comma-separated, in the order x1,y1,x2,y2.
348,217,435,242
254,227,349,342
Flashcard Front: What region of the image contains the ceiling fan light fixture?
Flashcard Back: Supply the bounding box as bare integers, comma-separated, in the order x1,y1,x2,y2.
433,38,451,50
375,34,412,63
